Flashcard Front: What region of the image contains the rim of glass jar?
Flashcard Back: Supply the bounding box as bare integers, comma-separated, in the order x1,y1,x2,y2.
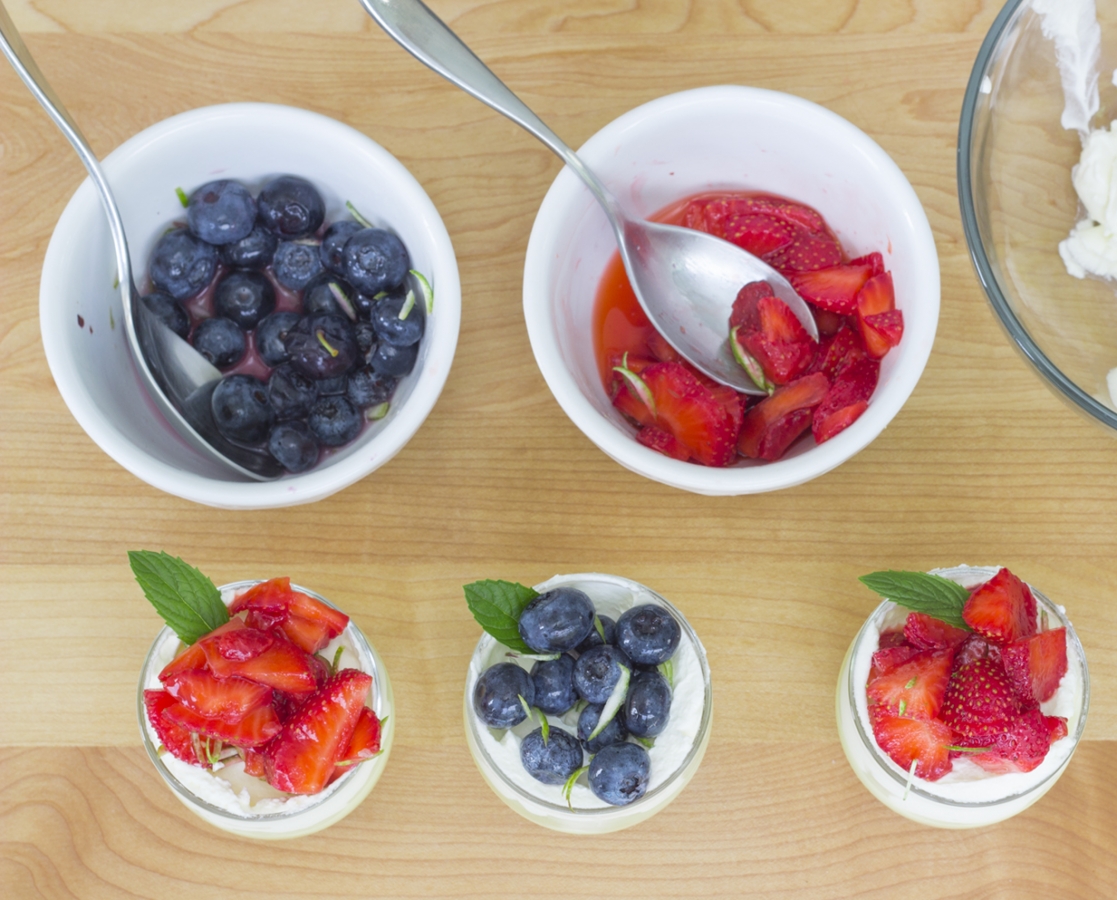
465,573,713,819
846,566,1090,808
957,0,1117,433
136,579,385,823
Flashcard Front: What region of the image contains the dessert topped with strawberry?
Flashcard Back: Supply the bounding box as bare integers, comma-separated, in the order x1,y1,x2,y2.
133,552,390,832
595,191,903,466
857,566,1082,788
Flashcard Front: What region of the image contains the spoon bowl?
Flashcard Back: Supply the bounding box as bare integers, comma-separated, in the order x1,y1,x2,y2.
357,0,815,394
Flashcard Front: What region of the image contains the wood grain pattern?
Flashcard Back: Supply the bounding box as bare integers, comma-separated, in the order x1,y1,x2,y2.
2,2,1116,897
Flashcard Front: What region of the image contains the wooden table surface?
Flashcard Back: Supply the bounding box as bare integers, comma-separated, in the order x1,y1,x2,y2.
3,1,1116,897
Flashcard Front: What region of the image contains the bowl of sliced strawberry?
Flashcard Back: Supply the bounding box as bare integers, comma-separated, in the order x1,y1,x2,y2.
837,564,1088,828
523,86,939,494
133,552,393,839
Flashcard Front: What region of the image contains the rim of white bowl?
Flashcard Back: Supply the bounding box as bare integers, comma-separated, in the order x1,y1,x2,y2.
40,103,460,509
523,85,939,495
956,0,1117,433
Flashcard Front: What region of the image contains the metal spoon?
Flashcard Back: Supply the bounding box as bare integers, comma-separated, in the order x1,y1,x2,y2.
357,0,817,394
0,3,281,479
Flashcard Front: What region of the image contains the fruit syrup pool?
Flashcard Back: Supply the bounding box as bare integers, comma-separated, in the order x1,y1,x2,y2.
138,581,395,839
835,565,1089,828
463,573,713,834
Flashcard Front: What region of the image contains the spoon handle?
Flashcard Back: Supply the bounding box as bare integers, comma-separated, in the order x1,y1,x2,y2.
357,0,616,212
0,1,133,291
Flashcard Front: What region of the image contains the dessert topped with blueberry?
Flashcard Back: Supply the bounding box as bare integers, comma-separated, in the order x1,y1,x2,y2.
141,175,433,474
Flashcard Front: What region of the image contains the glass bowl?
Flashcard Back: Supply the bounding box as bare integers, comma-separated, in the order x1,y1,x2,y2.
463,573,713,834
836,565,1089,828
960,0,1117,430
138,580,394,839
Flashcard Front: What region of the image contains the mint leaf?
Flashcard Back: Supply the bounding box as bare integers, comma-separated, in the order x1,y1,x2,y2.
859,570,972,631
129,550,228,643
463,579,537,653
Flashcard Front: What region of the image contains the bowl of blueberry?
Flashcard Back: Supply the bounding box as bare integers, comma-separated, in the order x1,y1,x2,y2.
39,103,460,508
463,573,712,834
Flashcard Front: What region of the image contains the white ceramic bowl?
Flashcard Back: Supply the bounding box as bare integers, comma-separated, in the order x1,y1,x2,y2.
138,580,394,839
41,103,460,508
523,85,939,495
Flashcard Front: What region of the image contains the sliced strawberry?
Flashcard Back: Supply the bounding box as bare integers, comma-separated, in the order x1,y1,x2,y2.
866,649,953,719
729,194,826,233
768,231,843,273
163,669,273,723
286,590,349,640
812,308,846,337
231,578,349,654
157,641,208,684
878,628,908,650
706,383,744,434
144,689,202,765
940,657,1021,739
729,281,775,331
613,380,656,427
954,632,1002,668
954,709,1065,774
637,425,690,460
848,251,885,276
201,629,319,695
789,264,874,315
738,372,829,460
903,612,970,652
808,325,868,381
640,363,738,467
811,356,879,443
724,214,794,258
870,644,919,679
337,706,382,764
1001,628,1068,706
739,331,816,385
161,697,283,748
229,578,291,624
647,330,682,364
265,669,373,795
861,309,904,358
962,567,1037,644
869,709,954,781
856,271,895,317
242,747,267,778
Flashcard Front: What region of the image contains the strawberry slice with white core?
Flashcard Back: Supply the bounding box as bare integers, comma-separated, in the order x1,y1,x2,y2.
161,696,283,748
962,567,1037,644
632,362,738,467
903,612,970,652
163,669,273,723
789,263,874,315
953,708,1067,774
201,627,319,695
265,668,373,795
737,372,829,460
1001,627,1068,706
870,709,954,781
866,649,953,719
144,689,202,765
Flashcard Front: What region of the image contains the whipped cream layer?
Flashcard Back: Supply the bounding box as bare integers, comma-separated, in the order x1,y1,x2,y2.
467,574,708,815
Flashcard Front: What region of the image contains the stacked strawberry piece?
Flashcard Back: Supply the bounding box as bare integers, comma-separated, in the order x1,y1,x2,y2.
144,578,381,795
866,568,1069,781
604,192,903,466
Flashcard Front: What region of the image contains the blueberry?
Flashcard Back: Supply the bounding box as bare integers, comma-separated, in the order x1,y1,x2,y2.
141,291,189,339
267,420,319,473
267,364,317,420
352,290,381,321
284,313,359,381
273,240,323,290
371,290,425,347
343,228,409,294
616,604,681,665
149,228,217,300
187,180,256,245
622,669,671,738
369,341,418,378
353,321,377,356
472,662,534,729
191,316,245,369
319,220,363,274
346,365,396,410
530,654,578,716
588,741,650,806
316,373,348,396
307,395,361,446
257,175,325,239
518,587,596,653
220,223,277,269
213,269,275,330
255,311,302,367
520,727,583,785
575,615,617,654
302,272,357,320
573,645,631,704
577,702,629,754
211,374,275,445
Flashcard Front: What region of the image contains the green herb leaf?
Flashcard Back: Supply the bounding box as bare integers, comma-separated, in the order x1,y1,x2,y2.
128,550,228,644
859,570,972,631
588,665,630,741
345,200,373,228
463,579,537,653
410,269,434,315
562,765,588,810
175,187,189,208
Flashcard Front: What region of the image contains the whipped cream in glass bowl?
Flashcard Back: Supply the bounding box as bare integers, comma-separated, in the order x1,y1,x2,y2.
138,580,394,839
836,565,1088,828
463,573,712,834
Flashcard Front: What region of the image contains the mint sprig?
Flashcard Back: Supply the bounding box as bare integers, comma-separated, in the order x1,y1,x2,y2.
129,550,229,644
463,579,537,653
859,570,972,631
